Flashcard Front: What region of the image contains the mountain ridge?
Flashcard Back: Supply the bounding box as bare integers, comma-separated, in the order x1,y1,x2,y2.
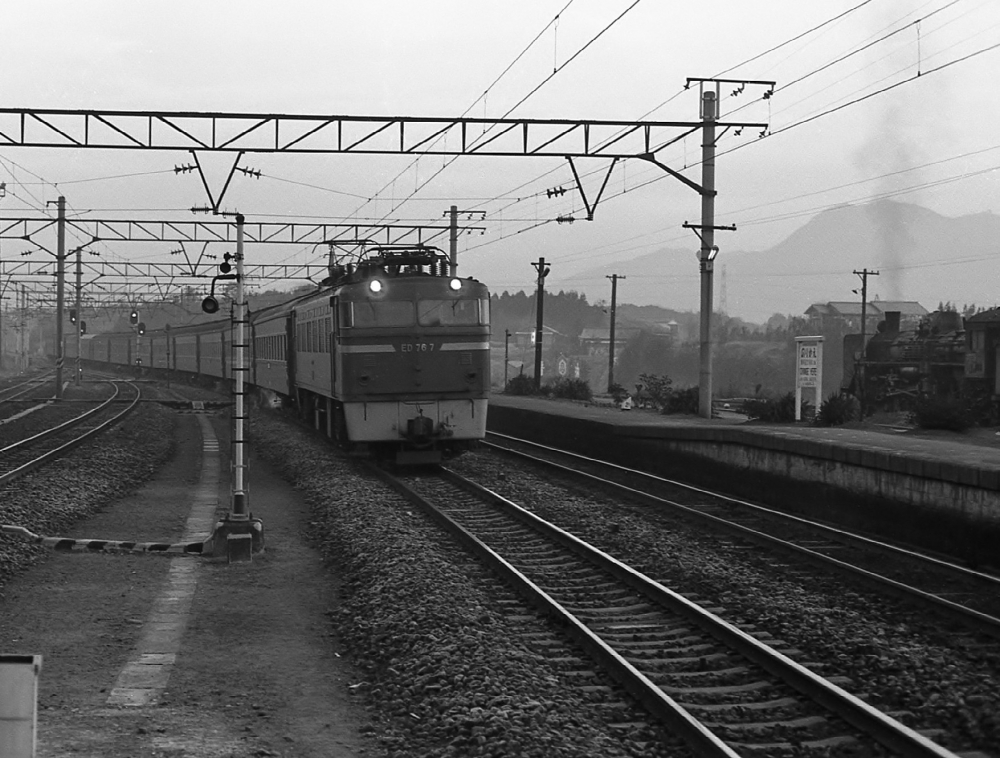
549,200,1000,323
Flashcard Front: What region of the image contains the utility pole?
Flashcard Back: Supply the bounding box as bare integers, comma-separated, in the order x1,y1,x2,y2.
531,257,550,391
74,243,83,384
853,268,879,414
698,92,718,419
606,274,625,392
448,205,458,277
445,206,484,277
504,329,511,389
54,196,66,399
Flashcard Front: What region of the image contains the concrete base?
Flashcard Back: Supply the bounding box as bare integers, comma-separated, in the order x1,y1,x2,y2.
203,516,265,562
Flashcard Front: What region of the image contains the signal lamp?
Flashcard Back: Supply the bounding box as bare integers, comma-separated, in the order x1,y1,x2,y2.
449,278,462,291
138,322,146,335
69,309,77,323
80,321,87,335
202,296,220,314
129,310,139,324
369,279,383,294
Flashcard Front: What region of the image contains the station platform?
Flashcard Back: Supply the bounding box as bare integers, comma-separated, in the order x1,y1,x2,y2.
485,394,1000,565
489,394,1000,476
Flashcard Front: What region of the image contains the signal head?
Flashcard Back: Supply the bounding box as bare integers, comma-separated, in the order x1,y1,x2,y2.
201,296,220,314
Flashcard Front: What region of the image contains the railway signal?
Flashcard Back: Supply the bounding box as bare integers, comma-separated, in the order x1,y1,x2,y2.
69,309,77,323
129,309,139,325
137,322,146,335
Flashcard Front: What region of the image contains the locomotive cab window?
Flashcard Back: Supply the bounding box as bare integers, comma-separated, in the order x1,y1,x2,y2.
347,301,414,328
417,299,483,327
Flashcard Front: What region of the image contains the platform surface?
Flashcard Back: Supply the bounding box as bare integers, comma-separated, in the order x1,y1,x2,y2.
489,394,1000,474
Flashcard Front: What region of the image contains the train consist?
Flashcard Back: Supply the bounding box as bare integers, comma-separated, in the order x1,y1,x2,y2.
843,309,1000,414
70,246,491,463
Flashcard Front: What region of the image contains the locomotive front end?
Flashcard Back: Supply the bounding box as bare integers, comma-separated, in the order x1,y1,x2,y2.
332,248,490,464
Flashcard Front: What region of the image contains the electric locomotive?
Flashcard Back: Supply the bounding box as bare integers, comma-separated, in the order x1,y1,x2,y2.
253,245,490,463
64,246,490,464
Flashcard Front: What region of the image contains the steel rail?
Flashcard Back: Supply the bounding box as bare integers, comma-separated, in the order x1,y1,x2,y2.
0,381,123,456
363,460,741,758
438,467,961,758
0,381,140,486
367,459,961,757
485,432,1000,639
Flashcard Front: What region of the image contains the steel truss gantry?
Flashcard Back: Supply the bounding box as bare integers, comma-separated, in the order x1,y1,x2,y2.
0,107,756,159
0,217,482,247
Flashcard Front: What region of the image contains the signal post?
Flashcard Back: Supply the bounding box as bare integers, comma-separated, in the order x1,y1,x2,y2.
201,213,264,563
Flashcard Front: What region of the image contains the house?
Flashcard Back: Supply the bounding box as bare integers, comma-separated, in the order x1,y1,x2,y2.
579,327,640,356
964,307,1000,396
805,301,928,331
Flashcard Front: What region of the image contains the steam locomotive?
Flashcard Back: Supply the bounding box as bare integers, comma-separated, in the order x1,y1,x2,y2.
843,309,969,411
70,246,491,464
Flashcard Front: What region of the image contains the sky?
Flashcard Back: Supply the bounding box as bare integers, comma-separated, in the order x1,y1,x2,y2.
1,0,998,323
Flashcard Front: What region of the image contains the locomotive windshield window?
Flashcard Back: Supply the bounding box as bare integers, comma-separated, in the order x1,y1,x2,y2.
349,301,414,327
417,299,480,326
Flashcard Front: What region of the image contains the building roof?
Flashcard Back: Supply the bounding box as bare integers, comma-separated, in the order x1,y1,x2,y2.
580,327,641,341
871,301,929,316
966,307,1000,324
812,301,928,318
826,301,870,317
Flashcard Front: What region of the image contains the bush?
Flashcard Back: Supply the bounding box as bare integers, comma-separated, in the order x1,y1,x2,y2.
663,386,699,415
505,374,536,396
815,392,857,427
909,396,971,431
607,383,629,404
547,377,593,402
743,392,806,423
638,373,673,410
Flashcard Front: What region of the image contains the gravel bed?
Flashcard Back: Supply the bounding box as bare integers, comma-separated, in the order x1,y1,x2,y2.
250,410,691,758
0,401,176,588
450,449,1000,755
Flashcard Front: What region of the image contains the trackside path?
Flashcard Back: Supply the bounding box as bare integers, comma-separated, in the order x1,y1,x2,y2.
0,408,379,758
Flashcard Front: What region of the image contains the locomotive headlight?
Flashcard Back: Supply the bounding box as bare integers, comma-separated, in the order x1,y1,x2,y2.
449,278,462,291
369,279,383,294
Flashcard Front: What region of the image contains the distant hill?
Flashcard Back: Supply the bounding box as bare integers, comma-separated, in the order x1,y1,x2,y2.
551,200,1000,324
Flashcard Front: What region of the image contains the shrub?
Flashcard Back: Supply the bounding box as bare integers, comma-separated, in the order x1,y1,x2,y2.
815,392,857,427
607,383,629,404
743,392,805,423
505,374,536,396
547,377,593,402
663,386,699,415
638,373,673,410
909,396,971,431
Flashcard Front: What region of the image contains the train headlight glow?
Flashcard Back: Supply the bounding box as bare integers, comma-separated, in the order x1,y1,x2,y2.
449,278,462,291
369,279,383,293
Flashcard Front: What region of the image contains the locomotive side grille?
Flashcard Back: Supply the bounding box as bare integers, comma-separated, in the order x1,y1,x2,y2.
460,352,471,365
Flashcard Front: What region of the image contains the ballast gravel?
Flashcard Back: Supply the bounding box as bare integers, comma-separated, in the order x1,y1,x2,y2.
449,449,1000,756
250,412,685,758
0,400,176,587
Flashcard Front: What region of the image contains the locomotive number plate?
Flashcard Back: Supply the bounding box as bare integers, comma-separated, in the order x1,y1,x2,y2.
400,342,435,352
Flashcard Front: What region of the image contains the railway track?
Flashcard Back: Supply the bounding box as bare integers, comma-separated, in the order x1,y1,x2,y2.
368,461,961,757
0,379,141,485
0,370,57,417
484,431,1000,642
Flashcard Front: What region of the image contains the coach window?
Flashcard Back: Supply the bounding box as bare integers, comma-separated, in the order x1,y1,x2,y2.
417,299,480,326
